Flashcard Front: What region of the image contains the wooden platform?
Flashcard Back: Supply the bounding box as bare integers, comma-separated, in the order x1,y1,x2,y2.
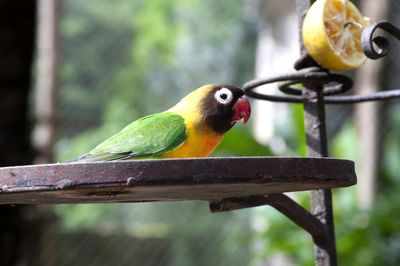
0,157,356,204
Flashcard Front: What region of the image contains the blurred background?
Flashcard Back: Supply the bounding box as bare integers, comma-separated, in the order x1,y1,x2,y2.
1,0,400,265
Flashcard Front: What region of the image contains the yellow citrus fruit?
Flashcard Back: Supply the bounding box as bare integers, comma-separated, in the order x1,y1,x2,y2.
302,0,371,71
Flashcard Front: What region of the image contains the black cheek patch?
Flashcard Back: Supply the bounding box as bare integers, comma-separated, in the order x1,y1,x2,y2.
200,86,239,134
208,106,234,133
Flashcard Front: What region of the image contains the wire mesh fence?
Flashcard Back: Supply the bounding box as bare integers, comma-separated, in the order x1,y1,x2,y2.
52,1,258,265
39,0,400,265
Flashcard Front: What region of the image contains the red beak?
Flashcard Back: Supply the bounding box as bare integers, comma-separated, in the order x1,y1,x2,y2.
232,96,251,124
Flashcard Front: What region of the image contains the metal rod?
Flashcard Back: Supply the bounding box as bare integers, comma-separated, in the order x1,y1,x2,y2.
303,88,337,266
297,0,337,265
244,78,400,104
325,90,400,103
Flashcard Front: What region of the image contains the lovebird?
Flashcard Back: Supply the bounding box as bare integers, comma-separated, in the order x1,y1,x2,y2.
74,84,251,162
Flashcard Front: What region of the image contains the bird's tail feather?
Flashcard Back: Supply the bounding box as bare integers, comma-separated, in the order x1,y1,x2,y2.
69,152,132,163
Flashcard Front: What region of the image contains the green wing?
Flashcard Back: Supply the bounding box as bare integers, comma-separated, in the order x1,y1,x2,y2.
75,112,186,161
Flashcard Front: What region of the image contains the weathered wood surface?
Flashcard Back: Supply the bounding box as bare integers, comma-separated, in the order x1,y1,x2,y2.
0,157,356,204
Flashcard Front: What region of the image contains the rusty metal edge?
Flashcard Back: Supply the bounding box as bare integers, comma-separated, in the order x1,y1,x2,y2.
0,157,356,194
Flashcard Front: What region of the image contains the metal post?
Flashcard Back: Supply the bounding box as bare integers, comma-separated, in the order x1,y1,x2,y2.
303,89,337,266
296,0,337,265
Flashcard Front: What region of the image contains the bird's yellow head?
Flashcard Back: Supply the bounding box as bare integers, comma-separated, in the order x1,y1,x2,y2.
170,84,251,134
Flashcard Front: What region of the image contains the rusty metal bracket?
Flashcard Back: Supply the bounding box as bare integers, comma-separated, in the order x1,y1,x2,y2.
210,194,328,246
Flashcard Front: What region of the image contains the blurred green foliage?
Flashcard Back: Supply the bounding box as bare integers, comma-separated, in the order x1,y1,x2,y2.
253,105,400,266
56,0,256,162
55,0,261,265
54,0,400,265
55,202,253,266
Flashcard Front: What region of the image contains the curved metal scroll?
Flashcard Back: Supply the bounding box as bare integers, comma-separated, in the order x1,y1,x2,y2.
362,20,400,60
243,67,353,103
243,20,400,104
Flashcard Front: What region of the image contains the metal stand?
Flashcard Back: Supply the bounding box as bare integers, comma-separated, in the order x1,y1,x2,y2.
303,88,337,265
242,1,400,265
299,1,336,263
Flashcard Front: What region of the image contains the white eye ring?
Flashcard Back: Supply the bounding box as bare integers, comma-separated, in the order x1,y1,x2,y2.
214,87,233,104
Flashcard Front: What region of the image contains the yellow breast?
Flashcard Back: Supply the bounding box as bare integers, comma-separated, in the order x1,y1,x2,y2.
163,122,223,158
161,84,224,158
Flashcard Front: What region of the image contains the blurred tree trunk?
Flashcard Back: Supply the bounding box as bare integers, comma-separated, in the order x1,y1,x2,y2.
0,1,55,266
251,0,297,147
354,0,389,209
33,0,60,164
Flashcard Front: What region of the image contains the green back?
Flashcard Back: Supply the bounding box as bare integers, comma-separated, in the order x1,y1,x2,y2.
77,112,186,161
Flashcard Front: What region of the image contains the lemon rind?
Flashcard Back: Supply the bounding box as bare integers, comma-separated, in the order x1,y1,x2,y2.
302,0,368,71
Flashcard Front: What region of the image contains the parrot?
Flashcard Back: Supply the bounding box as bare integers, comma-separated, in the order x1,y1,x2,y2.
73,84,251,162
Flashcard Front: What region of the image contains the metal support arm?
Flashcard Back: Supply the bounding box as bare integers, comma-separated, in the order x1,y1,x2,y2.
210,194,328,246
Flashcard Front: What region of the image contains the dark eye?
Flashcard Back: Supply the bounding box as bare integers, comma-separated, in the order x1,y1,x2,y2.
215,88,233,104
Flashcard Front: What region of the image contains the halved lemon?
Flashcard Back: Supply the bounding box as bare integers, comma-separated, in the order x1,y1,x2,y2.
303,0,370,71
